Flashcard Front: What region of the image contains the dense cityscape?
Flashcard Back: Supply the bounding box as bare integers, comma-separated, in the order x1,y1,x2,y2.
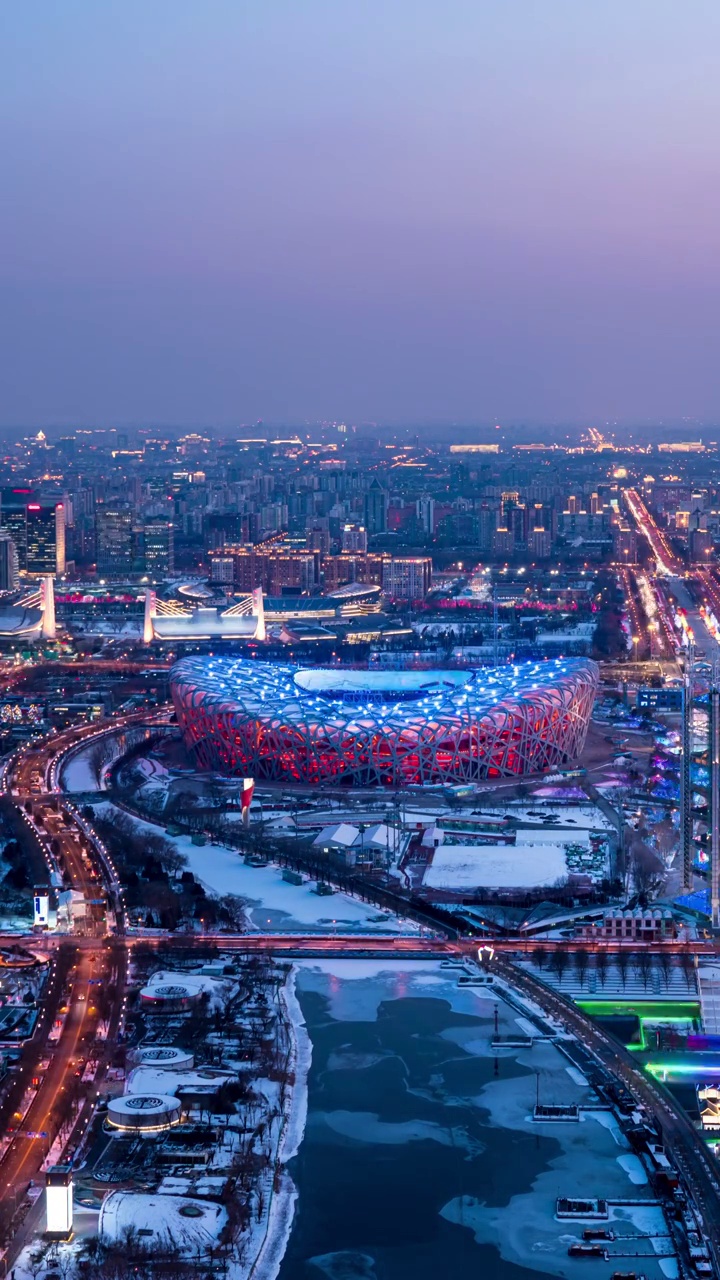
0,422,713,1276
4,1,720,1278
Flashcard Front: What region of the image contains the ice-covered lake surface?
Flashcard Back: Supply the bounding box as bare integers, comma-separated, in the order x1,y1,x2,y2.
279,961,675,1280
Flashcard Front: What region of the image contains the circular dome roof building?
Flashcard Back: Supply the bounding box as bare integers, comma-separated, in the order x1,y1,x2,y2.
130,1046,195,1071
107,1094,182,1133
170,656,599,787
139,980,203,1012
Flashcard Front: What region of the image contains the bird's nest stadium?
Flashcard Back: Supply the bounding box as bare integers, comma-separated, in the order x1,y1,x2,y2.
170,657,598,787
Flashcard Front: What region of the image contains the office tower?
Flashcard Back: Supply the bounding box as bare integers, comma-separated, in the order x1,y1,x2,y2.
341,523,368,553
530,527,551,558
492,525,515,557
205,512,243,551
259,503,288,534
26,504,64,576
416,495,435,535
1,487,33,571
508,502,528,548
381,556,432,601
210,557,234,585
500,490,520,525
96,503,134,573
690,528,713,563
0,532,19,591
364,479,388,535
477,504,496,553
306,525,331,556
143,520,175,576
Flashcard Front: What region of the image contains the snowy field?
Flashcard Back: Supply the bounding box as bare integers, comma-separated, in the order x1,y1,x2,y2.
424,841,569,889
95,803,420,934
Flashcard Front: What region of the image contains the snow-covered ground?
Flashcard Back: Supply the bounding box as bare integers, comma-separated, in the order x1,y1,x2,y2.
96,802,420,934
424,841,569,889
501,802,614,831
99,1190,227,1252
61,747,103,792
248,966,311,1280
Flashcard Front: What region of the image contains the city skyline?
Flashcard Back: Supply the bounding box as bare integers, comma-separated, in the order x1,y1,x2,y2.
3,7,720,1278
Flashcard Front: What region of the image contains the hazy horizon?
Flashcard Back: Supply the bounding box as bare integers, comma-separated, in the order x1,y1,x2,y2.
2,1,720,428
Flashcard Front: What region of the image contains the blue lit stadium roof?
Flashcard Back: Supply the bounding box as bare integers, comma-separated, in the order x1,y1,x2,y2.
170,656,599,786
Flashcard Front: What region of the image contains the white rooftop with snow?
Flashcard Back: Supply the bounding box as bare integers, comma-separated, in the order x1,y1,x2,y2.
126,1066,236,1097
99,1191,227,1252
424,842,570,890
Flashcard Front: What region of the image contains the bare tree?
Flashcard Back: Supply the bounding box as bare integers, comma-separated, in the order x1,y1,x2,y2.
574,947,590,989
657,950,673,991
679,950,696,992
26,1248,48,1280
637,950,654,992
219,893,248,930
549,949,568,986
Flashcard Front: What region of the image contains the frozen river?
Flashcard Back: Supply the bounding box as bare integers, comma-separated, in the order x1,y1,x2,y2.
278,961,675,1280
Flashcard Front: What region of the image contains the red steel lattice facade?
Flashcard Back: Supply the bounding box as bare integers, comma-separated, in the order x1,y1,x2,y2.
170,657,598,787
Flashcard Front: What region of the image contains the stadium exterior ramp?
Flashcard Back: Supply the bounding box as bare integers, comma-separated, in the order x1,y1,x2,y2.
170,657,599,787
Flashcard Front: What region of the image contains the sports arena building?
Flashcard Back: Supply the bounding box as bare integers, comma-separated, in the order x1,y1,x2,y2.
170,657,598,787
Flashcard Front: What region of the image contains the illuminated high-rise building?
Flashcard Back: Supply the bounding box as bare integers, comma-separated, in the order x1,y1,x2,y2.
364,479,388,535
0,487,33,570
341,523,368,553
26,504,65,576
0,532,19,591
96,503,133,573
143,520,175,576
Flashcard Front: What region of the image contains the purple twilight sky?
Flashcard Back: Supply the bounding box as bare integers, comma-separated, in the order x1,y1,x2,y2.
1,0,720,429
